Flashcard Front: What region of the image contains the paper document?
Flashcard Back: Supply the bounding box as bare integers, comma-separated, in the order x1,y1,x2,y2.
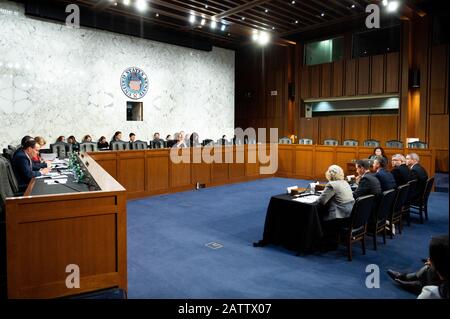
44,179,67,185
41,153,57,161
292,195,319,204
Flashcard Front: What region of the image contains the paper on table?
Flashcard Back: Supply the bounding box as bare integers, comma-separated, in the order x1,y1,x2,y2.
51,175,68,179
292,195,319,204
44,179,67,185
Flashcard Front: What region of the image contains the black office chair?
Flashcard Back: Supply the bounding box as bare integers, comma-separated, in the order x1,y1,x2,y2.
298,138,313,145
366,189,396,250
2,149,14,163
131,141,148,150
202,139,214,146
385,140,403,148
338,194,375,261
402,179,418,226
343,139,359,146
79,142,98,153
363,139,380,147
50,142,72,158
323,139,339,146
408,141,428,149
410,176,434,223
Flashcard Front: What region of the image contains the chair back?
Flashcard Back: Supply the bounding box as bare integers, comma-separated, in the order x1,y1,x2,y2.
343,139,359,146
279,137,292,144
422,176,435,204
50,142,72,158
202,139,214,146
2,148,14,162
350,195,375,230
376,189,396,222
408,141,427,149
0,156,19,194
406,179,418,203
299,138,313,145
323,139,338,146
363,139,380,147
110,141,128,151
79,142,98,153
392,183,410,215
131,141,148,150
7,145,17,152
385,140,403,148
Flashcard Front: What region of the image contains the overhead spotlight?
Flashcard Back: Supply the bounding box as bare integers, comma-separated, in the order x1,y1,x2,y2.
272,26,275,30
155,13,159,17
123,0,130,5
264,9,268,13
351,4,355,8
220,24,226,31
189,14,196,24
211,20,217,29
291,1,295,4
295,20,298,24
135,0,147,12
382,0,388,6
320,12,325,17
387,1,399,12
252,30,258,41
200,18,206,26
205,5,208,9
241,17,245,20
258,31,270,45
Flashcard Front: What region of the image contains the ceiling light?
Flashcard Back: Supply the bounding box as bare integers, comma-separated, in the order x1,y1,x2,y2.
291,1,295,4
320,12,325,17
351,4,355,8
265,9,268,13
382,0,388,6
241,17,245,20
387,1,399,12
123,0,130,5
211,20,217,29
295,20,298,24
272,26,275,30
189,14,196,23
200,18,206,25
220,24,226,31
155,13,159,17
135,0,147,12
258,31,270,45
205,5,208,9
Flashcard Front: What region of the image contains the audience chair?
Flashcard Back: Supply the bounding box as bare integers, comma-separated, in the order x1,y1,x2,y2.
110,141,127,151
403,179,418,226
338,194,375,261
389,183,410,238
202,139,214,147
385,140,404,148
279,137,292,144
79,142,98,153
298,138,313,145
408,141,428,149
363,139,380,147
343,139,359,146
410,176,434,224
367,189,396,250
7,145,17,153
131,141,148,150
323,139,339,146
2,149,14,163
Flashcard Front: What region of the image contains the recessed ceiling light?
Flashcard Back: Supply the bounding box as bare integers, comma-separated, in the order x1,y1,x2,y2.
220,24,226,31
155,13,159,17
205,5,208,9
265,9,268,13
272,26,275,30
211,20,217,29
291,1,296,4
200,18,206,25
123,0,130,5
382,0,388,6
295,20,298,24
227,33,231,36
241,17,245,20
135,0,147,12
189,14,196,23
387,1,399,12
351,4,355,8
320,12,325,17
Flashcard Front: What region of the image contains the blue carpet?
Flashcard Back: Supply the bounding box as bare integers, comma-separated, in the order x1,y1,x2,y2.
126,177,449,299
435,173,449,193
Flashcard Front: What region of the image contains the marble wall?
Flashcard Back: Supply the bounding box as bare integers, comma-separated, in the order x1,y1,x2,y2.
0,1,235,147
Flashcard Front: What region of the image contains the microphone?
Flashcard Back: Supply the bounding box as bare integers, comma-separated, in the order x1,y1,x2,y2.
53,180,81,192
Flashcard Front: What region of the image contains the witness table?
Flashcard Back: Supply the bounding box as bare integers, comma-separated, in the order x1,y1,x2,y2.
255,193,324,254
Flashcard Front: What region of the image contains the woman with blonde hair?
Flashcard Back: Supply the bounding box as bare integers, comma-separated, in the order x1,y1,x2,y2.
317,165,355,221
32,136,49,169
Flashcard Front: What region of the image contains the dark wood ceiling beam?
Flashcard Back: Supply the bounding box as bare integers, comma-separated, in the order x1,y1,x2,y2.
93,0,113,10
214,0,272,19
291,1,339,20
167,0,225,16
309,0,348,17
245,7,307,29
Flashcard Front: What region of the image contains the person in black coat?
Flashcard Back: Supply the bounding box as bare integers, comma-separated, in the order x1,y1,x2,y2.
373,157,397,191
406,153,429,201
353,159,382,199
390,154,410,186
12,138,50,191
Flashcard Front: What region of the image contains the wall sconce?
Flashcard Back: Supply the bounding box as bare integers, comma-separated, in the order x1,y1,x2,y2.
409,69,420,88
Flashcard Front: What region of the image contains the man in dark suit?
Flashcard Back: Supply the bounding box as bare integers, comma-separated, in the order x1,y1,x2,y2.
406,153,428,201
12,138,50,191
391,154,410,186
373,157,397,191
353,159,382,199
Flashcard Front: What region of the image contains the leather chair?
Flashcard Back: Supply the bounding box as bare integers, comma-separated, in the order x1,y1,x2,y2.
389,183,410,238
131,141,148,150
338,194,375,261
79,142,98,152
366,189,396,250
363,139,380,147
323,139,339,146
385,140,403,148
110,141,128,151
403,179,418,226
298,138,313,145
408,141,428,149
343,139,359,146
279,137,292,144
50,142,72,158
410,176,434,224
